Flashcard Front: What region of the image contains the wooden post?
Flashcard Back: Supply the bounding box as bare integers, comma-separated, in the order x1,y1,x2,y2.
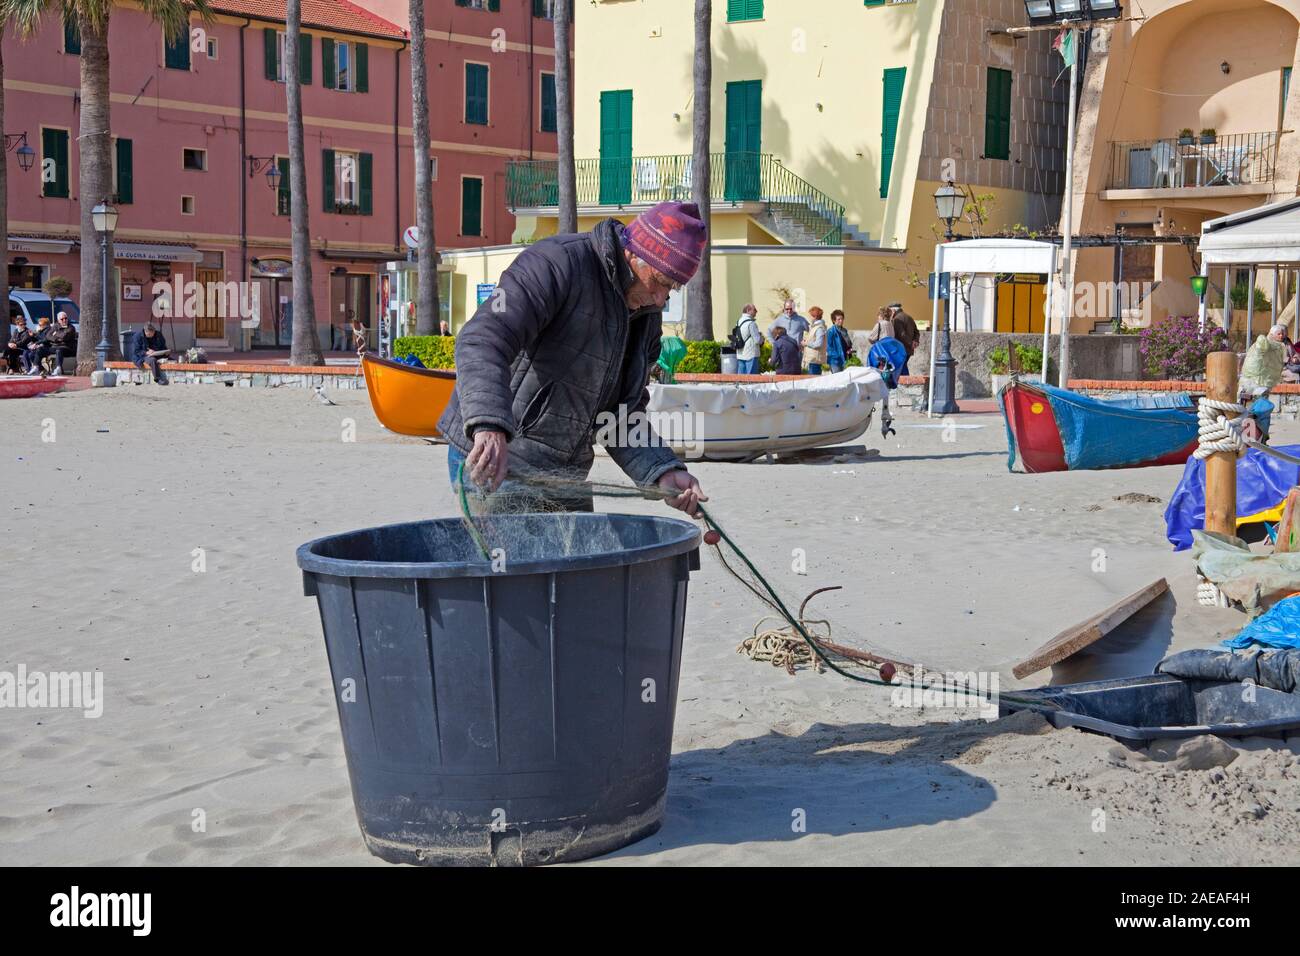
1205,350,1239,538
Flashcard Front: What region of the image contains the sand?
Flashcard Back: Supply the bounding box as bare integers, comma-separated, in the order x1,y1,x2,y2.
3,382,1300,866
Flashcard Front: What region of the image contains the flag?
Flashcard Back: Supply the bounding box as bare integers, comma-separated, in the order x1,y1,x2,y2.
1052,28,1076,69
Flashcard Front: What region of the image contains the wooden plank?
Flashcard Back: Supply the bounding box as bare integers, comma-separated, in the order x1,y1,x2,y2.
1012,578,1169,680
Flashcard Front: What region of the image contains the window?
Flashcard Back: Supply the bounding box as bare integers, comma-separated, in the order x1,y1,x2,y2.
1282,67,1292,128
322,148,373,215
880,67,905,199
465,63,489,125
182,148,207,171
323,38,369,93
207,37,218,59
532,0,557,18
540,72,557,133
727,0,763,22
40,128,69,199
456,0,501,10
864,0,886,6
164,28,191,70
264,28,312,84
276,156,290,215
181,195,195,215
430,156,439,181
63,17,80,55
114,138,134,205
461,176,484,237
984,68,1012,161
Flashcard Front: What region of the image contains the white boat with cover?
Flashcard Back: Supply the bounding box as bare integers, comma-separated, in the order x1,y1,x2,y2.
646,367,891,461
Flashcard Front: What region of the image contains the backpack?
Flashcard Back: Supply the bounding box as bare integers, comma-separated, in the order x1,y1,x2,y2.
728,322,746,350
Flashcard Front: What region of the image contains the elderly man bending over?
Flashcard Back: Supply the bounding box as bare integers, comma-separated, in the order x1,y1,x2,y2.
439,201,709,516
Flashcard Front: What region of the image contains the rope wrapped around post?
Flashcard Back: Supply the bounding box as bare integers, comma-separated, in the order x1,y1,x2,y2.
1194,397,1248,459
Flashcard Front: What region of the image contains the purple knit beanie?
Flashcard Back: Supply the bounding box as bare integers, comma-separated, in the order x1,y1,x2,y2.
623,201,707,286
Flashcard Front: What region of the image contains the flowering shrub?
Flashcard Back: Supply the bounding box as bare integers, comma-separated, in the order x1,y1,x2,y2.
1138,315,1230,379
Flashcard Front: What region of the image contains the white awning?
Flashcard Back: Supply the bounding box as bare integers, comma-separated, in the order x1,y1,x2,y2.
112,242,204,263
934,238,1058,276
7,235,74,255
1198,196,1300,267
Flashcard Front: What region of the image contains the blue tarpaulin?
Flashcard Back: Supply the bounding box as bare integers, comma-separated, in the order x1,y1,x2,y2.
1223,596,1300,651
1165,443,1300,550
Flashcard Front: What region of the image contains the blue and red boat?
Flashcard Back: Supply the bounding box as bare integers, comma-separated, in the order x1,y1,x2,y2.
999,379,1199,473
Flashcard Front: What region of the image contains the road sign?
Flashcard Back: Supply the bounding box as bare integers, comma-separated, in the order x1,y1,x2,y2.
927,271,951,300
403,225,419,249
476,283,496,306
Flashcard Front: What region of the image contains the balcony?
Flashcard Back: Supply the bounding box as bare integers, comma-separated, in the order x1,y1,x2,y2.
1106,131,1281,196
506,152,847,246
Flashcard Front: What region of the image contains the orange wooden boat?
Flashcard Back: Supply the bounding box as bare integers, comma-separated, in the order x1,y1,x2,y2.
360,352,456,438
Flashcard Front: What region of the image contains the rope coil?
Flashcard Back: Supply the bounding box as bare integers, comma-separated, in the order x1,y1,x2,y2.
1194,397,1248,459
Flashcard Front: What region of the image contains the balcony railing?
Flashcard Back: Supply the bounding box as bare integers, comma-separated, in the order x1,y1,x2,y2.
1108,131,1280,190
506,152,846,245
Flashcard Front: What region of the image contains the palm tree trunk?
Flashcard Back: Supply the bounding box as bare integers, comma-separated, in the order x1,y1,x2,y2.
285,0,322,365
553,0,576,234
410,0,438,335
685,0,712,341
75,9,115,375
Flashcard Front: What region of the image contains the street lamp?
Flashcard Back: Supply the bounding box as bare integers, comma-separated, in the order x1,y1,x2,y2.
247,155,282,189
931,182,966,416
5,132,35,172
91,200,118,384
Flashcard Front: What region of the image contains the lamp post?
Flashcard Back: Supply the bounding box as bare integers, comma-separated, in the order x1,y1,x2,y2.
91,200,119,387
5,132,35,172
930,182,965,416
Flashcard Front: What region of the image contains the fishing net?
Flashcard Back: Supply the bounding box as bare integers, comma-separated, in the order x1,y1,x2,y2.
453,461,1045,710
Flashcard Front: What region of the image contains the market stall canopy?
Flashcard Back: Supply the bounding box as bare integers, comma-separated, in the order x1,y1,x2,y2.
934,237,1058,276
1199,196,1300,268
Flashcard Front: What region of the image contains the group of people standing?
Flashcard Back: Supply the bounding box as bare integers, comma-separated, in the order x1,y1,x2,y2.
731,299,920,377
5,313,78,376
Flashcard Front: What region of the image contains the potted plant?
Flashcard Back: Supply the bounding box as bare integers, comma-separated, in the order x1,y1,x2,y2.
1200,127,1217,145
988,342,1044,395
1177,128,1195,146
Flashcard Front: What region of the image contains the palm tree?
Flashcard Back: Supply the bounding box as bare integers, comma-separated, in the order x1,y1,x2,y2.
409,0,438,335
284,0,321,365
553,0,576,234
684,0,712,341
5,0,213,374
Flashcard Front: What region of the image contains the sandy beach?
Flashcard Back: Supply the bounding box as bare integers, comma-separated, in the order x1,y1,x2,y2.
4,383,1300,866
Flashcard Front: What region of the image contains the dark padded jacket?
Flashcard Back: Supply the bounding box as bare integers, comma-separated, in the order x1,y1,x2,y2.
438,218,683,486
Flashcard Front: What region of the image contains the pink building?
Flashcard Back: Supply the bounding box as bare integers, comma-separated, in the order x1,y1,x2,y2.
3,0,564,351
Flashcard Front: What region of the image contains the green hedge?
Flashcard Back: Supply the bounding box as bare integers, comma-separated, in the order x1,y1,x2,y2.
393,335,455,369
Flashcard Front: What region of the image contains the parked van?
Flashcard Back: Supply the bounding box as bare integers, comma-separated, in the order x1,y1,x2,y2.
9,290,81,330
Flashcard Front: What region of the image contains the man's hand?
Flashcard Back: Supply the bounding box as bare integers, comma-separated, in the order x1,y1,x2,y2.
657,469,707,517
467,428,509,492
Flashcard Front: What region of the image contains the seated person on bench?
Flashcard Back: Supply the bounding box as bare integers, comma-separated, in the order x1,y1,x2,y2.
129,321,171,384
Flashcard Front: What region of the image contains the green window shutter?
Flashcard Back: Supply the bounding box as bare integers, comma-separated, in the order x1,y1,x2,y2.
864,0,886,7
322,149,336,212
164,28,192,70
465,63,488,125
455,0,469,6
728,0,763,22
541,73,557,132
984,68,1012,161
299,33,313,85
533,0,545,15
277,157,291,215
41,128,69,199
880,66,905,199
356,43,369,93
115,138,133,205
64,17,81,55
359,152,373,215
488,0,500,10
461,178,483,236
1285,67,1293,108
263,28,277,79
322,37,336,89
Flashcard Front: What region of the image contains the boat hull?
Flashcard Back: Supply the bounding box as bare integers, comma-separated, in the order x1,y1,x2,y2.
1001,380,1198,473
0,376,66,399
360,352,456,438
647,368,888,461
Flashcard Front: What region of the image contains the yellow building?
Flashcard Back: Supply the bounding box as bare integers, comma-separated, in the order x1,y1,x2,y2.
503,0,1067,337
1069,0,1300,331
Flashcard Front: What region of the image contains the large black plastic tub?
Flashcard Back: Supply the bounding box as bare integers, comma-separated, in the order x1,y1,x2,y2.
297,514,701,866
1001,674,1300,743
